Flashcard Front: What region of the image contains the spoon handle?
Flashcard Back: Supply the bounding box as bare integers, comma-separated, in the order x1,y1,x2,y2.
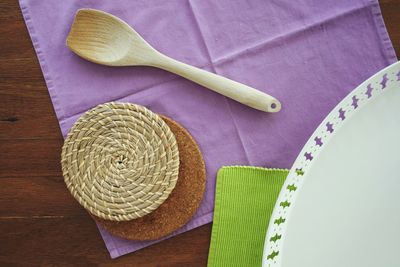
153,55,281,113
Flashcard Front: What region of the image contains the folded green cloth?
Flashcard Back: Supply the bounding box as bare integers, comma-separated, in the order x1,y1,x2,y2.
208,166,288,267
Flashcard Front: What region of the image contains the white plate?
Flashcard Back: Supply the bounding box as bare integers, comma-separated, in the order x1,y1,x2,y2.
263,61,400,267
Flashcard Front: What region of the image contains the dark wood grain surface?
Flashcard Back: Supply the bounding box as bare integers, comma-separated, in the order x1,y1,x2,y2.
0,1,398,266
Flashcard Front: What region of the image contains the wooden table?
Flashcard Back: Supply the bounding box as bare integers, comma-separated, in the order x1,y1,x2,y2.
0,1,398,266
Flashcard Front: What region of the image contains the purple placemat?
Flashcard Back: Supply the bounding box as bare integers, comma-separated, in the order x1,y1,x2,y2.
19,0,396,259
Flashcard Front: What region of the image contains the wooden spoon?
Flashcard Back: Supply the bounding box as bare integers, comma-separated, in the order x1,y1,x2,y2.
67,9,281,113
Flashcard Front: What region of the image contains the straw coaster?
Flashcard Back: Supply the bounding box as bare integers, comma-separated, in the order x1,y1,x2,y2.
61,102,180,221
95,115,206,240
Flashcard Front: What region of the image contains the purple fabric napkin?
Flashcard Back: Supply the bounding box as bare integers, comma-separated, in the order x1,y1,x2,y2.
19,0,396,258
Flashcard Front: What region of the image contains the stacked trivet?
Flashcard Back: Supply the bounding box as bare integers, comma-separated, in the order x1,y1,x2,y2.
61,102,206,240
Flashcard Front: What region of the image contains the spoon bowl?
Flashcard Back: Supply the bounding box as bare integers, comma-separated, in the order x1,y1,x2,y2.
67,9,281,113
67,9,156,66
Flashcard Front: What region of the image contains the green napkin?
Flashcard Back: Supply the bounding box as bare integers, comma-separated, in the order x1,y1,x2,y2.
208,166,288,267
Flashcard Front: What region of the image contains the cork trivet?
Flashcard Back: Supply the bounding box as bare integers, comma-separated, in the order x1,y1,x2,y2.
94,115,206,240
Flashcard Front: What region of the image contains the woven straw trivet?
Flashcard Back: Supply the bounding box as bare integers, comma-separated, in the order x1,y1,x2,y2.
95,115,206,240
61,102,180,221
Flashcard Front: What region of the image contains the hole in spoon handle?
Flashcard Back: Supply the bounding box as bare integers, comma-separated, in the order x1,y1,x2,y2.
269,99,282,113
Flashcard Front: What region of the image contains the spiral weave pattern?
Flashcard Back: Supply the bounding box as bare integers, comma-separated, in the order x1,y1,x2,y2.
61,102,180,221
